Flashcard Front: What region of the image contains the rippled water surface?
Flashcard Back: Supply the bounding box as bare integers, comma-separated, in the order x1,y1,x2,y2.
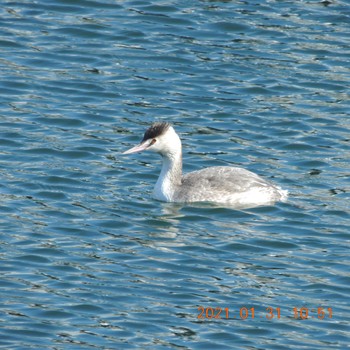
1,0,349,349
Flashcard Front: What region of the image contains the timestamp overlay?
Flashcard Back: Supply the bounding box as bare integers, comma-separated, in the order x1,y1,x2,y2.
197,306,333,321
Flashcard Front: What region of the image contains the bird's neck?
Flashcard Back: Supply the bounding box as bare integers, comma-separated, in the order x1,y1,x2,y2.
153,150,182,201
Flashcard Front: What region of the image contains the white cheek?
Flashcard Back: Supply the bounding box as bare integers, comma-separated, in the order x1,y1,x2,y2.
149,140,162,153
148,144,159,152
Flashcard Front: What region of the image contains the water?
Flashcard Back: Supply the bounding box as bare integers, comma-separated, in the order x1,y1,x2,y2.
0,0,349,349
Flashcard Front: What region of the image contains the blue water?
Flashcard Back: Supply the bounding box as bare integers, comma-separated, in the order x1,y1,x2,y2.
1,0,349,349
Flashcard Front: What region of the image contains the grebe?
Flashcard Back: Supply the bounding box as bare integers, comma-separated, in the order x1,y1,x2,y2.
123,122,288,208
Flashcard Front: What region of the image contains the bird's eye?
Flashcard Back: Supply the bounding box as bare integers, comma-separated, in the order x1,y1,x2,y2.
150,138,156,146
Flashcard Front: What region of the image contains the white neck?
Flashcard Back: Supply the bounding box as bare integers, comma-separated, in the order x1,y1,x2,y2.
153,151,182,202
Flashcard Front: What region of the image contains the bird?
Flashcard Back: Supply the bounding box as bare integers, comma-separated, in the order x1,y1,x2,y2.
123,122,288,208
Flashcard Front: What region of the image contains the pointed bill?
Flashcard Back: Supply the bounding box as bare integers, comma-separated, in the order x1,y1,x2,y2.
122,141,149,155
